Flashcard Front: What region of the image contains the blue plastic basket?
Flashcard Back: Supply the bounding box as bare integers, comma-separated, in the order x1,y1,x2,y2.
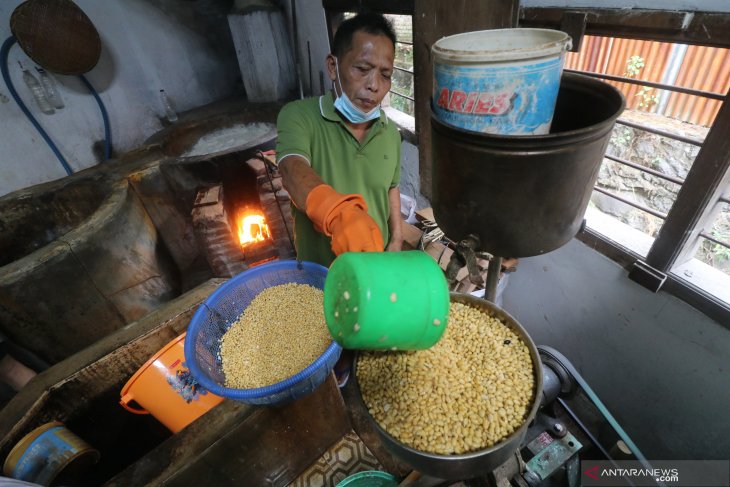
184,260,342,405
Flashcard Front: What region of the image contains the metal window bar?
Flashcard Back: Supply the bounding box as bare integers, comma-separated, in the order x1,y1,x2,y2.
564,69,726,101
389,89,414,101
604,154,685,186
615,118,704,147
592,187,669,220
699,232,730,249
579,63,712,215
392,39,414,103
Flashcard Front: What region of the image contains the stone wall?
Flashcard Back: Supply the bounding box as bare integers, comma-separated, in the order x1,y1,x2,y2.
595,109,707,231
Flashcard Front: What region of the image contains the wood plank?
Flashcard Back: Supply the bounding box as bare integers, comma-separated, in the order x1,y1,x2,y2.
520,8,730,48
414,0,519,200
415,207,434,222
0,279,227,485
160,375,351,487
322,0,414,15
423,240,453,270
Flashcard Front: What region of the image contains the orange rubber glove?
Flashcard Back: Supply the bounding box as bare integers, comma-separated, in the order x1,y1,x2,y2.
305,184,384,255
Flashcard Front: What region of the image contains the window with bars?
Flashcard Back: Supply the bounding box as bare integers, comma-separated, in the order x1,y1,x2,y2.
566,35,730,306
384,14,414,117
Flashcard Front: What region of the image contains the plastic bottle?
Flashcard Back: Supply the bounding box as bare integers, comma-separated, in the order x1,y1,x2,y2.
35,67,65,109
159,89,178,123
19,62,54,114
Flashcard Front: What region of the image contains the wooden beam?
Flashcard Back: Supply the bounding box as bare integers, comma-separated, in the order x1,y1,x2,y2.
413,0,519,199
520,8,730,48
322,0,414,15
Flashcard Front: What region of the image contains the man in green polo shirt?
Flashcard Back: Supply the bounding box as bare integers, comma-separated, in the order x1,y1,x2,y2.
276,12,402,267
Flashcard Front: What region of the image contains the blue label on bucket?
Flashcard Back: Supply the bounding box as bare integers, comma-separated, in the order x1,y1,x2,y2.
166,363,211,403
433,56,564,135
13,427,78,483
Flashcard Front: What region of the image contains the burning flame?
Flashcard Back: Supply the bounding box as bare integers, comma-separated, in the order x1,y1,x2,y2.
237,211,271,246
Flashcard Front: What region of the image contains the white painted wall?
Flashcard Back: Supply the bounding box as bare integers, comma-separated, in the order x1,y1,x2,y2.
0,0,239,197
521,0,730,12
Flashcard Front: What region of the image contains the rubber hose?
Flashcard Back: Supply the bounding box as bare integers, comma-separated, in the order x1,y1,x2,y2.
79,75,112,160
1,36,74,175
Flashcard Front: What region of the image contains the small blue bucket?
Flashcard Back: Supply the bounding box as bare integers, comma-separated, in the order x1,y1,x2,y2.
3,422,100,485
336,471,398,487
432,28,571,135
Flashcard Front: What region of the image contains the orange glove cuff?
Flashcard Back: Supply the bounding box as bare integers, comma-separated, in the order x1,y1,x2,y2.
305,184,367,236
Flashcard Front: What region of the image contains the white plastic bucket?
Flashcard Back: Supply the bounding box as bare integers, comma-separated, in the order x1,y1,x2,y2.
432,28,572,135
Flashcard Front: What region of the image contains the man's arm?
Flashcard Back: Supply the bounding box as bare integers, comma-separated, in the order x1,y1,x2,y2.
386,186,403,252
0,353,36,391
278,155,324,210
278,155,384,254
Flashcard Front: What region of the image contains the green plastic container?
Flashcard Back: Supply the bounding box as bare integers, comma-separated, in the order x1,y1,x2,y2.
324,251,450,350
336,470,398,487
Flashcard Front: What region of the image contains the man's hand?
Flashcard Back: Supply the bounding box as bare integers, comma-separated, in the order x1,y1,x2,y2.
306,184,384,255
386,240,402,252
329,202,384,254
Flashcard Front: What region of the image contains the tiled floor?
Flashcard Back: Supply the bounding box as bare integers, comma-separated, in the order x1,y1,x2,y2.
289,430,387,487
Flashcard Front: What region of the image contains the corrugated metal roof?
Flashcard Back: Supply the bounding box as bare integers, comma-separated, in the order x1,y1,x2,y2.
565,35,730,127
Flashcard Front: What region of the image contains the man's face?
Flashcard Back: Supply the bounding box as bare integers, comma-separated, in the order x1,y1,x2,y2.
328,31,395,113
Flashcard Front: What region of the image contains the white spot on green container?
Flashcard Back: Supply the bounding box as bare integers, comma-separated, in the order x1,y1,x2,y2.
323,251,449,351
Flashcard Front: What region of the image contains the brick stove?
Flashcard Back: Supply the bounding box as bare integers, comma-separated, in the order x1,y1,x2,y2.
191,155,295,277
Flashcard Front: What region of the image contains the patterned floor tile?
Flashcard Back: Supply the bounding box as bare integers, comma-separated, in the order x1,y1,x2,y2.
289,430,386,487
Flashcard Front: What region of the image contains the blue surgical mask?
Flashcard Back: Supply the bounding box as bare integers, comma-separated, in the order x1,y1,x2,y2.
333,57,381,123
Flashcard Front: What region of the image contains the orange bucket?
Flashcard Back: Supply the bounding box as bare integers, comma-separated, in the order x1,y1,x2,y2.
120,332,224,433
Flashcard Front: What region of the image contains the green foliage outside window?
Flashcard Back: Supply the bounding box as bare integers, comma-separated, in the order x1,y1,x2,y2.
391,42,414,115
386,14,414,116
624,55,658,110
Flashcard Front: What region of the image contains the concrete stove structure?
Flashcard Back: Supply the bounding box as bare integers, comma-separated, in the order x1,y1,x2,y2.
0,103,287,367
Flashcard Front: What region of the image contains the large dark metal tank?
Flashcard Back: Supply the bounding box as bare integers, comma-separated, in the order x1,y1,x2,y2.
431,72,625,257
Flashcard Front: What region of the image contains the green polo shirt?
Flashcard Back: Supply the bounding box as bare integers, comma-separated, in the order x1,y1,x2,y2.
276,92,401,267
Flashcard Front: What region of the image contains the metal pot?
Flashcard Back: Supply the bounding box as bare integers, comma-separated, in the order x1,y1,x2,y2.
350,293,543,480
431,72,625,258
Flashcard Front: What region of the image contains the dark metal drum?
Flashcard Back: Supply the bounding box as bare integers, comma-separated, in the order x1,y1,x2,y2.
431,72,625,258
351,293,544,480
